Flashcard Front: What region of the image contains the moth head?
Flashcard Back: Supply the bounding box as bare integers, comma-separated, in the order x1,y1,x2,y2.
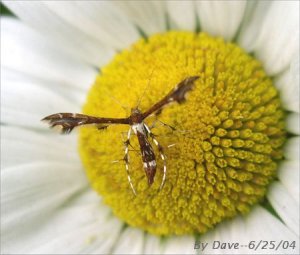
131,108,141,115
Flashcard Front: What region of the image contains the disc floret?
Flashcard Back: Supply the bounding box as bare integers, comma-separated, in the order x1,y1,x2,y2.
80,31,286,235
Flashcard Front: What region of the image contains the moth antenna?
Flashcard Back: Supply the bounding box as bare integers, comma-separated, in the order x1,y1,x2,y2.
105,92,130,113
136,66,157,109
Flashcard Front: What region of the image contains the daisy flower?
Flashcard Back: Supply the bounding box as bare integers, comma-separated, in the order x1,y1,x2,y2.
1,1,299,254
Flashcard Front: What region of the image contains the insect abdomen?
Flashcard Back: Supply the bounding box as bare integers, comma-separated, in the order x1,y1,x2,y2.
133,124,157,185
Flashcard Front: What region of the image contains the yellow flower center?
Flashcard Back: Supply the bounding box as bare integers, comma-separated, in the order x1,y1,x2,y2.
79,31,286,235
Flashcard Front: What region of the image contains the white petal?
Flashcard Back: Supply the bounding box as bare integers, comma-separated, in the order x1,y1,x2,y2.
244,206,299,254
198,229,218,254
200,216,247,254
112,1,167,36
238,1,272,51
195,1,247,41
1,162,88,253
2,2,115,66
32,214,122,254
278,160,300,204
166,1,196,31
284,137,299,161
275,56,299,113
215,218,247,255
1,126,79,169
1,79,79,129
112,228,144,254
200,206,299,254
287,113,300,135
1,17,97,91
143,234,163,255
2,190,100,253
44,1,140,50
2,67,87,106
162,236,196,254
68,188,101,206
239,1,299,75
267,182,299,236
290,55,300,93
3,189,123,254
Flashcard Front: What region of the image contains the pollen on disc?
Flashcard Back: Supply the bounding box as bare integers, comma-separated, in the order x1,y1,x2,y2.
79,31,286,235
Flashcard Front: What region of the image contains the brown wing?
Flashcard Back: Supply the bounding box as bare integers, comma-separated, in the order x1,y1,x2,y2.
142,76,199,119
42,113,129,134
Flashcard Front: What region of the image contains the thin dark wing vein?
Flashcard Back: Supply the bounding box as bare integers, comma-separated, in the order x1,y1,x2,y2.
42,113,130,134
141,76,199,119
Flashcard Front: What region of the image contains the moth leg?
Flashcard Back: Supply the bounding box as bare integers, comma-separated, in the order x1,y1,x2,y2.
121,132,138,152
96,124,109,130
155,119,176,131
144,124,166,190
124,127,137,196
148,114,176,132
167,143,176,148
109,134,131,163
121,132,142,159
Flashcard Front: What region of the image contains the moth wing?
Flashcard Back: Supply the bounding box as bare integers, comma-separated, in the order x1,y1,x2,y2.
42,113,129,134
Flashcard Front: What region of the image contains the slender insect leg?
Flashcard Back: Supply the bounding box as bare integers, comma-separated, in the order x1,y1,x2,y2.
144,124,167,190
155,119,176,131
147,116,177,150
110,133,133,164
124,127,137,195
148,115,176,131
167,143,176,148
121,132,140,154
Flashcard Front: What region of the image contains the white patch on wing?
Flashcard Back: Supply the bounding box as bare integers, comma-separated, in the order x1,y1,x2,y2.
132,123,145,134
149,160,156,167
143,160,156,169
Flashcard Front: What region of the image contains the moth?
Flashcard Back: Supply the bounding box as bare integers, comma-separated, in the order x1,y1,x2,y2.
42,76,199,195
